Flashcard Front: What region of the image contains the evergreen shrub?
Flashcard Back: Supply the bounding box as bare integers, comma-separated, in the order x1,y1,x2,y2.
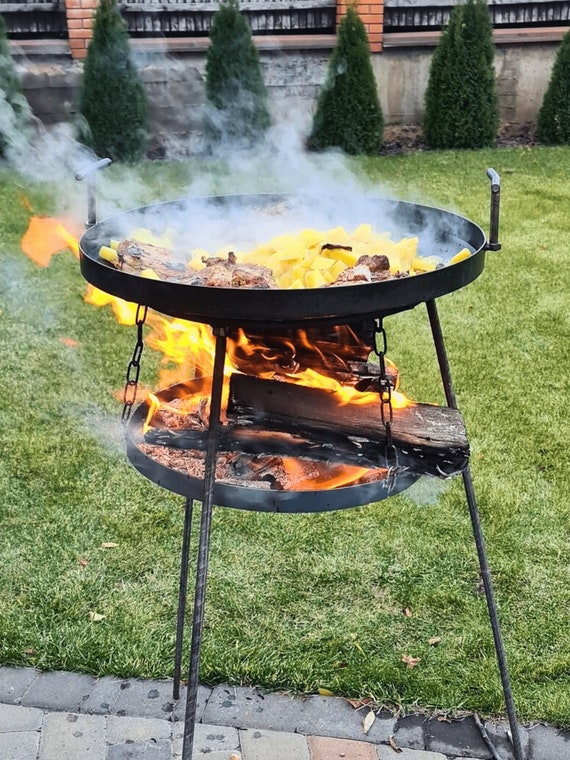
203,0,270,151
308,5,383,155
423,0,498,149
78,0,149,162
0,14,32,159
537,30,570,144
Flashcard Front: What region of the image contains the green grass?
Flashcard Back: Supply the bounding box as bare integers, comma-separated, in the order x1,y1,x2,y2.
0,147,569,726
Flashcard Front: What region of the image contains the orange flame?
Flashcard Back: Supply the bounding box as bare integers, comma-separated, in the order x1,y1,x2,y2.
279,458,378,491
21,216,81,267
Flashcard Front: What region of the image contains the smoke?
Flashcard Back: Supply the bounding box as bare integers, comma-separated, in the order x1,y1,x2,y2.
401,476,453,506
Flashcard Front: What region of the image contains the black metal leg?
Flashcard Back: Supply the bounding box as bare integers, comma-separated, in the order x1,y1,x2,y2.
182,328,227,760
426,300,525,760
173,496,194,701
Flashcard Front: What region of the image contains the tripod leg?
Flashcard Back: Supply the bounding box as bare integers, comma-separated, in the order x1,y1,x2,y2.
173,496,194,701
181,328,227,760
426,299,524,760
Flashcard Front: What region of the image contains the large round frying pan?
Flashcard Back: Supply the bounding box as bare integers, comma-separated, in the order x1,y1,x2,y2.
79,193,488,327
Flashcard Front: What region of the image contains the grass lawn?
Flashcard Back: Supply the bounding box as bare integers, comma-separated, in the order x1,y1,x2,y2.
0,146,569,726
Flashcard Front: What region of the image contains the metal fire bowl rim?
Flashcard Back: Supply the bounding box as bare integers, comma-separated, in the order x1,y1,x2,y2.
79,192,487,328
124,387,421,513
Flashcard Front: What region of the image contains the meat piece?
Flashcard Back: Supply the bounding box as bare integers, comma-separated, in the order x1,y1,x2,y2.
329,254,406,287
231,268,276,288
329,264,373,286
114,239,191,282
189,252,277,289
189,267,234,288
202,251,238,268
355,254,390,272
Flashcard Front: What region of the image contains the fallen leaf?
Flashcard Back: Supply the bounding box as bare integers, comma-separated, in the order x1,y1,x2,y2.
318,688,335,697
362,709,376,734
89,611,106,622
401,654,421,668
347,697,373,710
428,636,441,646
78,558,89,567
101,542,118,549
229,754,241,760
403,607,412,617
389,735,402,752
61,337,79,348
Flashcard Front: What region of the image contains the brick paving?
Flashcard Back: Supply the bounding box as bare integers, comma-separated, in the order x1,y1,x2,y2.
0,666,568,759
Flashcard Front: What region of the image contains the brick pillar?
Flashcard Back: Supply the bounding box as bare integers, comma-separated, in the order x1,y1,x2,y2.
337,0,384,53
64,0,98,60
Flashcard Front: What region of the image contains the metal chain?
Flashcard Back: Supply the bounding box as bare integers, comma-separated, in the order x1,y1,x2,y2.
373,319,398,471
121,304,148,423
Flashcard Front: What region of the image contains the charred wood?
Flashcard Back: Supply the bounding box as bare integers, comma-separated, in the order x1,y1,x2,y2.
145,375,469,477
229,374,465,442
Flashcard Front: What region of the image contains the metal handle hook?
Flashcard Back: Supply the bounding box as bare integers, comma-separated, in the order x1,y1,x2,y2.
486,168,501,251
75,157,112,229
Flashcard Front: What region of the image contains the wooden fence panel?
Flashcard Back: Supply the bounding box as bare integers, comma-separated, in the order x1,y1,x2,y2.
118,0,336,36
384,0,570,32
0,1,68,38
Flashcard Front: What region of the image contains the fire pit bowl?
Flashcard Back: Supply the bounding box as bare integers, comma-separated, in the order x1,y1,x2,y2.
79,193,487,327
125,380,420,513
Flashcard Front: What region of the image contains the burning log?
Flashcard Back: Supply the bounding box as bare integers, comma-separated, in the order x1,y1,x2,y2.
144,375,469,478
229,375,465,442
228,326,399,387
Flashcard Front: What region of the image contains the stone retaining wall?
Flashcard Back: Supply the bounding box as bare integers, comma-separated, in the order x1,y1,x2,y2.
13,33,563,155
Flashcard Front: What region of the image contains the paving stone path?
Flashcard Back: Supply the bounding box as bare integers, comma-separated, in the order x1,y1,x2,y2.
0,666,567,759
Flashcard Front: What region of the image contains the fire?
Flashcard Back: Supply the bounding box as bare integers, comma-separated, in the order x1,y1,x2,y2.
21,212,415,492
279,367,410,409
21,216,81,267
279,458,377,491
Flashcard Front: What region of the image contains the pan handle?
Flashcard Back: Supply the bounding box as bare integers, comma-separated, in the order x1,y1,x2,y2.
486,168,501,251
75,157,112,229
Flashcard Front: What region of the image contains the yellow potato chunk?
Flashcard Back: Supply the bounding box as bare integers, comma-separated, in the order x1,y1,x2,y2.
321,247,360,267
450,248,472,264
304,269,328,289
412,255,440,273
310,255,336,270
350,223,373,242
322,226,351,245
140,268,160,280
299,228,325,247
271,242,306,262
330,260,346,279
99,245,118,264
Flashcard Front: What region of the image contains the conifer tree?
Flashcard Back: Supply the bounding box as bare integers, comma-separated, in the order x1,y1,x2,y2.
203,0,270,151
78,0,149,162
0,14,32,159
308,5,383,155
537,30,570,144
423,0,498,149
